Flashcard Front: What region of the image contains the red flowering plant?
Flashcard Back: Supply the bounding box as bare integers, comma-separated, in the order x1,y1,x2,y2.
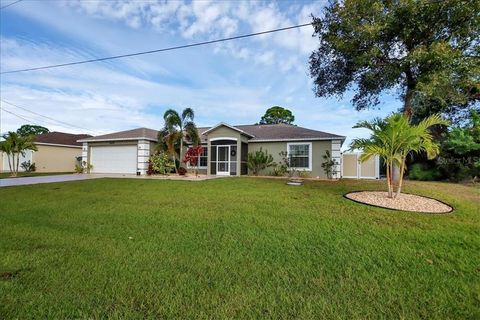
183,146,204,177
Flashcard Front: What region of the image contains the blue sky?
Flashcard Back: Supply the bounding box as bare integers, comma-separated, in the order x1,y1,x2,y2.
0,0,401,147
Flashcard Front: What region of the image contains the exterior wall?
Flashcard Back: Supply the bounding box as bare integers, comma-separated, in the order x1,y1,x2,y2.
81,143,88,168
137,140,150,175
248,140,331,178
206,126,243,176
331,140,342,179
33,145,81,172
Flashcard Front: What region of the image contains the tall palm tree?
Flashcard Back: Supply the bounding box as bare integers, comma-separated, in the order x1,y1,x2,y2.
159,108,199,171
0,131,37,177
350,113,448,199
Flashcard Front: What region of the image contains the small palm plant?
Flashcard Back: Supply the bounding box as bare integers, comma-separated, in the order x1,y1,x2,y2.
159,108,199,172
350,113,448,198
0,132,38,177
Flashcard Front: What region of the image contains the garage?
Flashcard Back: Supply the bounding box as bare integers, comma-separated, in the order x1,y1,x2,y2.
90,145,137,174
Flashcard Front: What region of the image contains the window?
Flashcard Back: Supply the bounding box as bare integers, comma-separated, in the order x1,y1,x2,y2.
287,142,312,170
186,145,208,168
199,146,208,168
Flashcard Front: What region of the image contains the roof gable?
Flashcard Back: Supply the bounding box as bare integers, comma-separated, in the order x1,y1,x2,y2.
201,122,254,138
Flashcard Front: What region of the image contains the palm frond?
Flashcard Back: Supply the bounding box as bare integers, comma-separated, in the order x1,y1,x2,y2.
182,108,195,122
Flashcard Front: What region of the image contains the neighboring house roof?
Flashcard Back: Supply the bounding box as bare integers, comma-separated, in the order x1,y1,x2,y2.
80,123,345,144
77,127,158,142
35,132,92,147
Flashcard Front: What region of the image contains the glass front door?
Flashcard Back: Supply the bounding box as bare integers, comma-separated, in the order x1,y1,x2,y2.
217,146,230,175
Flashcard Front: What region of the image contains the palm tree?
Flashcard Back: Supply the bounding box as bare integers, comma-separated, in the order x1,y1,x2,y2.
0,131,37,177
159,108,199,172
350,113,448,199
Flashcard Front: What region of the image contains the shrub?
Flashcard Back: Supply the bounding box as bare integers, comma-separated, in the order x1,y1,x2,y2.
408,163,442,181
247,148,275,175
178,167,187,175
20,161,36,172
74,164,83,174
298,170,310,178
149,152,175,175
321,150,337,179
270,164,287,176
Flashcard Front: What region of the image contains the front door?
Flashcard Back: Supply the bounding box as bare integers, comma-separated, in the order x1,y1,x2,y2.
217,145,230,175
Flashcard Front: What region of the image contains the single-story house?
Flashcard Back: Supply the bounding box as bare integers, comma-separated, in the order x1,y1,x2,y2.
78,123,345,178
0,132,91,173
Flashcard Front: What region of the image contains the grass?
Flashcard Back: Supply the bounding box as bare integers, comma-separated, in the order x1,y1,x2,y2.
0,172,73,179
0,178,478,319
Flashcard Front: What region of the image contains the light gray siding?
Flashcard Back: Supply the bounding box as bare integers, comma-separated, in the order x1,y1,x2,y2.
248,140,331,177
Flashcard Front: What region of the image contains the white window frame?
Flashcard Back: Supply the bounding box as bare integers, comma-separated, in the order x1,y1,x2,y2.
287,142,312,171
186,145,208,169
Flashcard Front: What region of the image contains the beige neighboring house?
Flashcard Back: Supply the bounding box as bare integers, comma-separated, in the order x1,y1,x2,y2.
0,132,92,173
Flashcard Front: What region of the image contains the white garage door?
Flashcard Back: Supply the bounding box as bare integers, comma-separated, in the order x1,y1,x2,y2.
90,145,137,174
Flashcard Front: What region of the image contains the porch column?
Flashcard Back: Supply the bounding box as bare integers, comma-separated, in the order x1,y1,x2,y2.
236,139,241,176
207,138,211,175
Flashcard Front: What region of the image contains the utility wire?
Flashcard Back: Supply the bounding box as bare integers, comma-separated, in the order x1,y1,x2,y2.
0,22,314,74
0,0,22,10
1,107,45,127
0,99,100,134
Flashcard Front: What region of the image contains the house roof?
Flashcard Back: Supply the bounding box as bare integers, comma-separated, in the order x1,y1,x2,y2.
77,127,158,142
79,123,345,144
197,123,345,143
235,123,345,142
35,132,92,147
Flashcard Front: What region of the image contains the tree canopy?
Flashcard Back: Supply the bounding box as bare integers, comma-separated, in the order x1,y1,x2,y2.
16,124,49,136
309,0,479,120
259,106,295,125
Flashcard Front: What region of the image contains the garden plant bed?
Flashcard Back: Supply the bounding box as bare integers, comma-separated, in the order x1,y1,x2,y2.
345,191,453,213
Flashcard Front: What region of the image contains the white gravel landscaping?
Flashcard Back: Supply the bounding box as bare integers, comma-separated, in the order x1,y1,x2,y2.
345,191,453,213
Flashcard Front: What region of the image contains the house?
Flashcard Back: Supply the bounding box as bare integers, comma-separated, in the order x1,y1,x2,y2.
0,132,92,173
78,123,345,178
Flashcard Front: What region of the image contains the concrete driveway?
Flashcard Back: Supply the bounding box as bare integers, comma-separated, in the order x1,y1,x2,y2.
0,174,105,187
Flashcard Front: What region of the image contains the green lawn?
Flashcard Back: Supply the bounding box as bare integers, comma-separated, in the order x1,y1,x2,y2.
0,172,73,179
1,178,478,319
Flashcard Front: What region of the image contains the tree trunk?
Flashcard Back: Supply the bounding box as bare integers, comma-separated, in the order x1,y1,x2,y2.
7,153,13,176
395,158,406,199
180,138,184,169
16,153,21,176
386,161,392,198
404,68,416,119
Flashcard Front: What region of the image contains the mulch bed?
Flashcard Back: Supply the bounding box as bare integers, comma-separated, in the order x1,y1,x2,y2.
345,191,453,214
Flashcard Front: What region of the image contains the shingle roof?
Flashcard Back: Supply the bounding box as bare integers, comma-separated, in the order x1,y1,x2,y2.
77,127,158,142
197,123,345,143
35,132,92,146
80,124,345,144
235,123,345,141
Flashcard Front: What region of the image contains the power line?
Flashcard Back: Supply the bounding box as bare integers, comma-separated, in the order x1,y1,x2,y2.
1,107,45,126
0,0,22,10
0,22,314,74
0,99,100,134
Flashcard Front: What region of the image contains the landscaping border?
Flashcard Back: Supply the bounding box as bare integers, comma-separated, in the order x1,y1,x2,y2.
343,190,454,214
